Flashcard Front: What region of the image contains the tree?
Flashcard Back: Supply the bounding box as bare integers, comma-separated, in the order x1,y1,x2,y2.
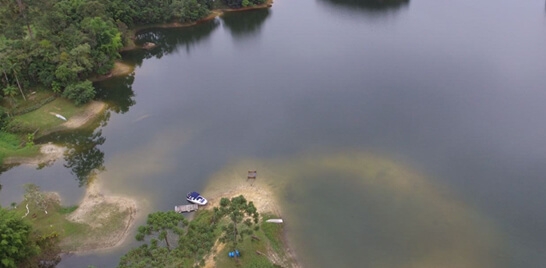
63,128,105,186
118,240,172,268
61,80,95,105
0,207,39,268
3,85,18,106
80,16,122,74
218,195,260,250
135,211,188,251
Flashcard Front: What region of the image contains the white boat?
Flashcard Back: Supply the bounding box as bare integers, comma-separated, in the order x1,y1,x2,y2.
55,114,67,121
186,191,208,205
266,219,283,223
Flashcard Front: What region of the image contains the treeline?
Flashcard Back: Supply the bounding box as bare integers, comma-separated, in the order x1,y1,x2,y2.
0,0,215,107
118,195,270,267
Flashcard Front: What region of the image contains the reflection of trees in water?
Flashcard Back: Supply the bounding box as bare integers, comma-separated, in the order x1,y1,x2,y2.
132,19,219,62
221,9,271,39
63,129,106,187
318,0,409,14
94,72,136,114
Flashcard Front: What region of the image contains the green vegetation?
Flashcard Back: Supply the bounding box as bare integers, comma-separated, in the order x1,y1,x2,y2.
0,207,39,268
217,195,259,250
119,195,287,268
0,185,63,268
0,0,271,164
0,131,39,163
0,0,267,114
10,98,88,132
223,0,267,8
6,183,134,263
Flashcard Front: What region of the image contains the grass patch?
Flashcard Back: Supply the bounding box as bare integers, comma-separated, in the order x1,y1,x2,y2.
261,213,283,253
1,90,54,114
0,131,39,163
14,195,88,242
57,205,78,214
12,186,134,253
213,214,285,268
13,98,84,132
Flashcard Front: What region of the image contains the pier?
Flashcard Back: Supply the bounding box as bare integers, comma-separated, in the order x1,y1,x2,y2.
174,204,198,213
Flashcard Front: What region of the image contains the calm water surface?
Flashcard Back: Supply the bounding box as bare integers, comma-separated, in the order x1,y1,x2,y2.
1,0,546,267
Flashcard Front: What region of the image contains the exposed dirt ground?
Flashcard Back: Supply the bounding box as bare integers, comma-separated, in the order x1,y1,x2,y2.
61,101,106,129
63,180,137,252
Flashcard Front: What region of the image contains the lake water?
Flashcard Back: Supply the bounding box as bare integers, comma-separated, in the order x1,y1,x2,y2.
2,0,546,267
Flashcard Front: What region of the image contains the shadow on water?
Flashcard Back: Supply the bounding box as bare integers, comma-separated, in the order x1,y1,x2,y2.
220,9,271,40
318,0,410,17
63,129,106,187
36,123,108,188
124,19,220,65
94,73,136,114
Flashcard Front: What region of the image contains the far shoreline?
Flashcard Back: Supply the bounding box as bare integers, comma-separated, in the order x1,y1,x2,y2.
122,0,274,52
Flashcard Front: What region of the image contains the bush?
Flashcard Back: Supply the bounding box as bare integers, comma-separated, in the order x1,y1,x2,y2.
5,120,35,134
62,80,96,106
0,107,10,130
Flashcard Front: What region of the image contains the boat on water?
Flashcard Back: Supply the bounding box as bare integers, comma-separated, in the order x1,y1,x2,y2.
186,191,208,205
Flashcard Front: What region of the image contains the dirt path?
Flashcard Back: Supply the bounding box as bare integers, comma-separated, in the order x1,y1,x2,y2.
62,101,106,129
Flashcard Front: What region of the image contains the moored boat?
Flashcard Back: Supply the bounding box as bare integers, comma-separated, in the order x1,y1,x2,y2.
186,191,208,205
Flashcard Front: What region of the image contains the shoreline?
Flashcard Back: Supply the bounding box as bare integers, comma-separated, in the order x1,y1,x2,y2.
123,0,273,52
203,174,301,268
3,101,108,167
61,179,138,253
2,0,273,257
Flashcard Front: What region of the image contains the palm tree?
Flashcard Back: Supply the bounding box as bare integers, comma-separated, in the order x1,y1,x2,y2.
3,85,19,107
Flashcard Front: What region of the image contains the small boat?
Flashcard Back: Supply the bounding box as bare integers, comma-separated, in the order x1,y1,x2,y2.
54,114,67,121
186,191,208,205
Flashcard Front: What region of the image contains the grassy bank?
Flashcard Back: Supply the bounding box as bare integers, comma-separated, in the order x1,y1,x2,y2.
13,98,80,131
213,213,285,268
0,132,39,163
12,184,136,253
1,95,104,165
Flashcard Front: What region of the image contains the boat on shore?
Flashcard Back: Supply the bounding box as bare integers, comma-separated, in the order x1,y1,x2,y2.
186,191,208,205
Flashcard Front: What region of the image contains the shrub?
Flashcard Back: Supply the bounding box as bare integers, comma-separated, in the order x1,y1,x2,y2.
62,80,96,106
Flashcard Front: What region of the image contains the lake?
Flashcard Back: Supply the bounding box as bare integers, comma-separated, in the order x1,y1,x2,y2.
1,0,546,267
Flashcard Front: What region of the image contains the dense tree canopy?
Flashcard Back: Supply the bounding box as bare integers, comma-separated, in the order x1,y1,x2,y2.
119,195,262,267
0,0,214,108
0,207,38,268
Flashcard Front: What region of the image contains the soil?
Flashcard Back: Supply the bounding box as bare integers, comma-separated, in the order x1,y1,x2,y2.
63,180,137,252
91,62,134,81
61,101,106,129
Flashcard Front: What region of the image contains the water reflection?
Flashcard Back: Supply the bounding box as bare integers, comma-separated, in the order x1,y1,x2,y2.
95,73,136,114
63,129,106,187
221,9,271,40
35,119,107,188
133,19,219,61
318,0,409,16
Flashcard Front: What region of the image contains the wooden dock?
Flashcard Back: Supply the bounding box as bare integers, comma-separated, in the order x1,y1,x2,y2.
175,204,198,213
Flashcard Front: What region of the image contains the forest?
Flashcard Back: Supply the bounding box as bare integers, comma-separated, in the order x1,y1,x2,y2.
0,0,265,115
